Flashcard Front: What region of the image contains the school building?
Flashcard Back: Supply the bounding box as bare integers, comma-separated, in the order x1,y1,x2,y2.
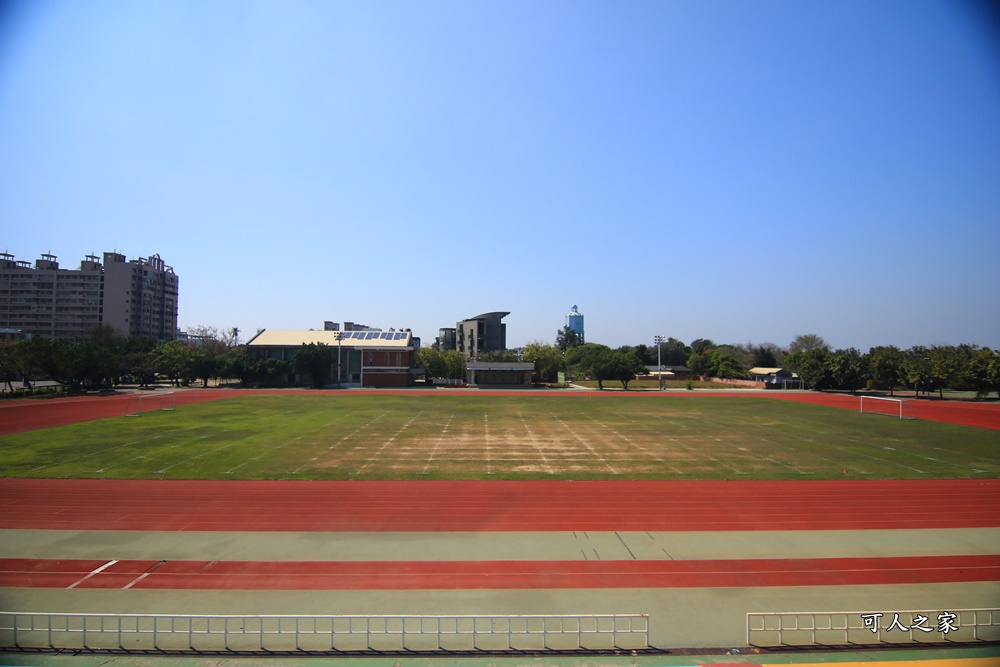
245,327,418,388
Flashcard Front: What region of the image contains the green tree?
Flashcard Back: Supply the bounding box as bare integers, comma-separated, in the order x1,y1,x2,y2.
474,349,520,362
260,358,291,386
901,346,936,397
565,343,612,384
19,336,72,389
661,337,691,366
417,347,448,380
786,348,832,390
969,347,1000,399
0,341,22,391
555,326,583,351
690,338,715,355
522,342,563,383
443,350,467,381
292,343,333,388
189,347,220,388
123,336,160,387
705,351,746,379
749,342,783,368
223,347,257,386
826,347,865,393
608,351,649,389
154,340,196,387
68,340,120,389
865,345,903,395
788,334,830,355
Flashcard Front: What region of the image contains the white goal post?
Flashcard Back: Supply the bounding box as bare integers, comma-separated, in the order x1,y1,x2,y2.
859,396,916,420
124,392,176,417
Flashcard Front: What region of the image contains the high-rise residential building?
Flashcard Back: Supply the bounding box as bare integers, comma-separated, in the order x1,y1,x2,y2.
0,251,178,341
101,252,179,340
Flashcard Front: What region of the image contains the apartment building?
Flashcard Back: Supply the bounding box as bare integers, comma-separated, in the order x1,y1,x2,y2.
101,252,178,340
0,251,178,341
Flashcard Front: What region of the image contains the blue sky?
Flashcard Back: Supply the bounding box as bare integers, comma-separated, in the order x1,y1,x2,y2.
2,0,998,351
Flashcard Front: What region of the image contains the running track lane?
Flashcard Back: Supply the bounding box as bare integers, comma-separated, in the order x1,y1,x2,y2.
2,555,998,590
1,389,999,437
2,479,999,531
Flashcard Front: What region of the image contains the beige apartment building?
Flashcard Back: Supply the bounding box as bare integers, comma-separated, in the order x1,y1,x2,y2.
0,251,178,341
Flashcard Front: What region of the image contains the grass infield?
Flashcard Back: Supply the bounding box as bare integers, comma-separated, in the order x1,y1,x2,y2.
1,394,998,480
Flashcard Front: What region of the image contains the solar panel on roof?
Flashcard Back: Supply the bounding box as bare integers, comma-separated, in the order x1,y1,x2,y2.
380,332,391,339
365,332,376,339
394,332,406,340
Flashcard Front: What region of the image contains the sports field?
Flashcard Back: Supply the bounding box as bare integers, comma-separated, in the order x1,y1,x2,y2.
1,393,998,480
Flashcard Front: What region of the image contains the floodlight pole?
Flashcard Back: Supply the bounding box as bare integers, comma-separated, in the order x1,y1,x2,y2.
654,335,665,391
337,332,342,389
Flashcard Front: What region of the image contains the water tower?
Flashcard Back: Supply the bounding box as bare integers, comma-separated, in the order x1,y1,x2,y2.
566,305,584,343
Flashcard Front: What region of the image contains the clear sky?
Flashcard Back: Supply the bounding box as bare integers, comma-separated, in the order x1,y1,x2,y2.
2,0,998,351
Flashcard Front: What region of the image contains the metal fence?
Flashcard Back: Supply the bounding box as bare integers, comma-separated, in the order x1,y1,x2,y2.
0,612,649,654
748,608,1000,648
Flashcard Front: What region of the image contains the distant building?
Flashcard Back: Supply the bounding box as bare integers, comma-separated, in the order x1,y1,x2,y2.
466,361,533,386
0,251,178,341
246,325,418,388
566,305,584,342
101,252,179,340
455,311,509,359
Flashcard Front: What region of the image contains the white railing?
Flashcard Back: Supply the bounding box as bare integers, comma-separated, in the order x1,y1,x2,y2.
0,612,649,654
748,608,1000,647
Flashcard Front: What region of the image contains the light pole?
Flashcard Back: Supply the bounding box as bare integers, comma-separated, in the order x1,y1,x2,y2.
654,335,665,391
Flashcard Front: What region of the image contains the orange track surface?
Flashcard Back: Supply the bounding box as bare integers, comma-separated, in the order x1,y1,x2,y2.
3,554,999,590
2,478,999,532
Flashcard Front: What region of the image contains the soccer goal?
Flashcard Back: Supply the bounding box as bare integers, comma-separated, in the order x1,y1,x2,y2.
124,392,177,417
859,395,916,420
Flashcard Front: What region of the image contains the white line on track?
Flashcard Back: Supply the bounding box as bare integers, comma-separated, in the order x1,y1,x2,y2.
67,559,118,589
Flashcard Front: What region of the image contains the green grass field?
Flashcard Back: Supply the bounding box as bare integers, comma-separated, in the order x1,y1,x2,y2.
1,394,998,480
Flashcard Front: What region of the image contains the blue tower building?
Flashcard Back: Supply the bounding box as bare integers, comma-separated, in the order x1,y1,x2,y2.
566,305,584,343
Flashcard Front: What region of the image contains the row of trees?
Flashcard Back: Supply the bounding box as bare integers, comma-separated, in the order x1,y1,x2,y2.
528,330,1000,396
4,324,998,398
784,341,1000,397
0,326,296,393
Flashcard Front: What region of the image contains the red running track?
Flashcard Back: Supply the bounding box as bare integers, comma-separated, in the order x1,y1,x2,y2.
2,389,999,437
2,478,999,532
2,555,998,590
